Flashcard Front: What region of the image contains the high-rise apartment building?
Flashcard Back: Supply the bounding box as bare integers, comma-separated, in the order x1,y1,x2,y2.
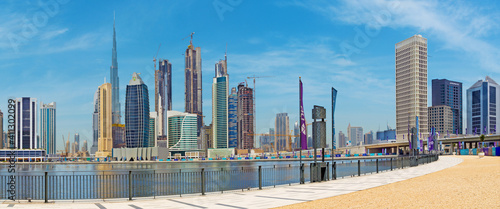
428,105,453,135
96,83,113,157
228,87,238,148
184,38,203,138
40,102,56,154
237,83,254,149
110,15,121,124
112,124,126,148
396,35,428,140
156,59,172,142
467,76,500,135
15,97,38,149
432,79,463,134
212,57,229,149
125,73,151,148
338,131,346,148
364,131,373,145
347,124,363,146
74,133,80,153
167,110,198,151
275,113,289,151
91,89,99,154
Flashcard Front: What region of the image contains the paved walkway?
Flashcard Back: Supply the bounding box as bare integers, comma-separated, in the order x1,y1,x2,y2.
0,156,462,209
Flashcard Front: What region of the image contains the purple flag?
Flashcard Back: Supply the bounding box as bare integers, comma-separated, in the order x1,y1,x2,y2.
300,78,307,150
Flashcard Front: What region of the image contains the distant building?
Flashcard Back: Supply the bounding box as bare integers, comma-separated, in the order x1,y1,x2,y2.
156,59,171,143
228,87,238,148
396,35,428,140
307,135,312,149
201,124,213,152
0,110,3,149
96,83,113,158
74,133,80,153
212,57,229,148
149,112,157,147
275,113,289,151
167,110,198,151
338,131,346,148
237,83,254,149
82,140,88,152
91,89,99,154
40,102,56,154
293,121,299,149
432,79,463,134
428,105,453,135
376,126,396,141
347,124,363,146
364,131,373,145
125,73,151,148
467,76,500,134
15,97,38,149
112,124,126,148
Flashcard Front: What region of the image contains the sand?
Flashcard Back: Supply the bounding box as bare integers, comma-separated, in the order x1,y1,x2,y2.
276,156,500,209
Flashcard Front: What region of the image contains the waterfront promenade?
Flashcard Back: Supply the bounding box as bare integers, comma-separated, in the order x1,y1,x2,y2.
0,156,465,208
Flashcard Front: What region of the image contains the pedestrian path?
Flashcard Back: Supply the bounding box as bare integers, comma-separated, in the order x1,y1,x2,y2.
0,156,463,209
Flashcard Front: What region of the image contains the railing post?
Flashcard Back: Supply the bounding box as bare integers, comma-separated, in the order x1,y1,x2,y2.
326,162,330,181
358,160,360,176
300,163,304,184
128,171,132,201
333,162,337,180
201,168,205,195
376,159,379,173
390,158,393,171
44,172,48,203
258,166,262,190
401,157,404,169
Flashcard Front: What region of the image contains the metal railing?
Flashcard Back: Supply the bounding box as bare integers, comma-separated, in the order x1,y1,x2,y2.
0,154,438,202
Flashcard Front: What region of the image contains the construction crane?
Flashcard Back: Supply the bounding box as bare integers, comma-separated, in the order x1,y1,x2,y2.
246,75,273,148
153,44,161,71
182,32,195,46
249,133,298,153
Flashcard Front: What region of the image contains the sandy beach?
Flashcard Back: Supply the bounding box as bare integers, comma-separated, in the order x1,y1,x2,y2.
277,155,500,209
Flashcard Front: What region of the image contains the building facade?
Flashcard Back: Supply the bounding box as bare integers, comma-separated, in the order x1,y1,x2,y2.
428,105,453,135
156,59,172,141
96,83,113,157
338,131,346,148
432,79,463,134
15,97,38,149
237,83,254,149
396,35,428,140
347,124,363,146
467,76,500,135
74,133,80,153
0,110,3,149
275,113,289,151
149,112,157,147
228,87,238,148
91,89,99,154
40,102,56,154
212,58,229,149
184,39,203,139
167,110,198,151
112,124,126,148
110,15,121,125
125,73,150,148
364,131,373,145
376,128,396,141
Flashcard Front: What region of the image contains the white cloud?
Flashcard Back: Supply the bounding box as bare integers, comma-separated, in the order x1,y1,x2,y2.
40,28,68,40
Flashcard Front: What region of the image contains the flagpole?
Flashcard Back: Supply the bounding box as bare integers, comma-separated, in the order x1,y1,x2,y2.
299,77,303,184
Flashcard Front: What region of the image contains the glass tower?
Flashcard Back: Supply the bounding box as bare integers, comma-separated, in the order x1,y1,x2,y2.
432,79,463,134
125,73,150,148
228,87,238,148
467,76,500,134
110,14,121,124
212,58,229,149
167,110,198,151
40,102,56,154
15,97,38,149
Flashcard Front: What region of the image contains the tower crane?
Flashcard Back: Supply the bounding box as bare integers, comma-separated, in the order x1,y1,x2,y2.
182,32,195,46
246,75,273,148
153,44,161,71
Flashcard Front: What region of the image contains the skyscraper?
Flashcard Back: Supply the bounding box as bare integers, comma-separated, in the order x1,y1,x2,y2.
293,121,299,149
396,35,428,140
184,36,203,139
237,83,254,149
212,57,229,149
91,89,99,154
125,73,150,148
156,59,172,141
467,76,500,135
347,124,363,146
432,79,463,134
112,124,126,148
15,97,38,149
110,14,121,125
228,87,238,148
74,133,80,153
96,83,113,157
167,110,198,151
275,113,289,151
40,102,56,154
364,131,373,145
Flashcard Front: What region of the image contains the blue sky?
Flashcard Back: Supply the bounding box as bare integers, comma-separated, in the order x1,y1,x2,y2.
1,0,500,151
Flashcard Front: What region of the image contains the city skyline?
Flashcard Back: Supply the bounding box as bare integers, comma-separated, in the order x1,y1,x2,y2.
1,1,500,151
